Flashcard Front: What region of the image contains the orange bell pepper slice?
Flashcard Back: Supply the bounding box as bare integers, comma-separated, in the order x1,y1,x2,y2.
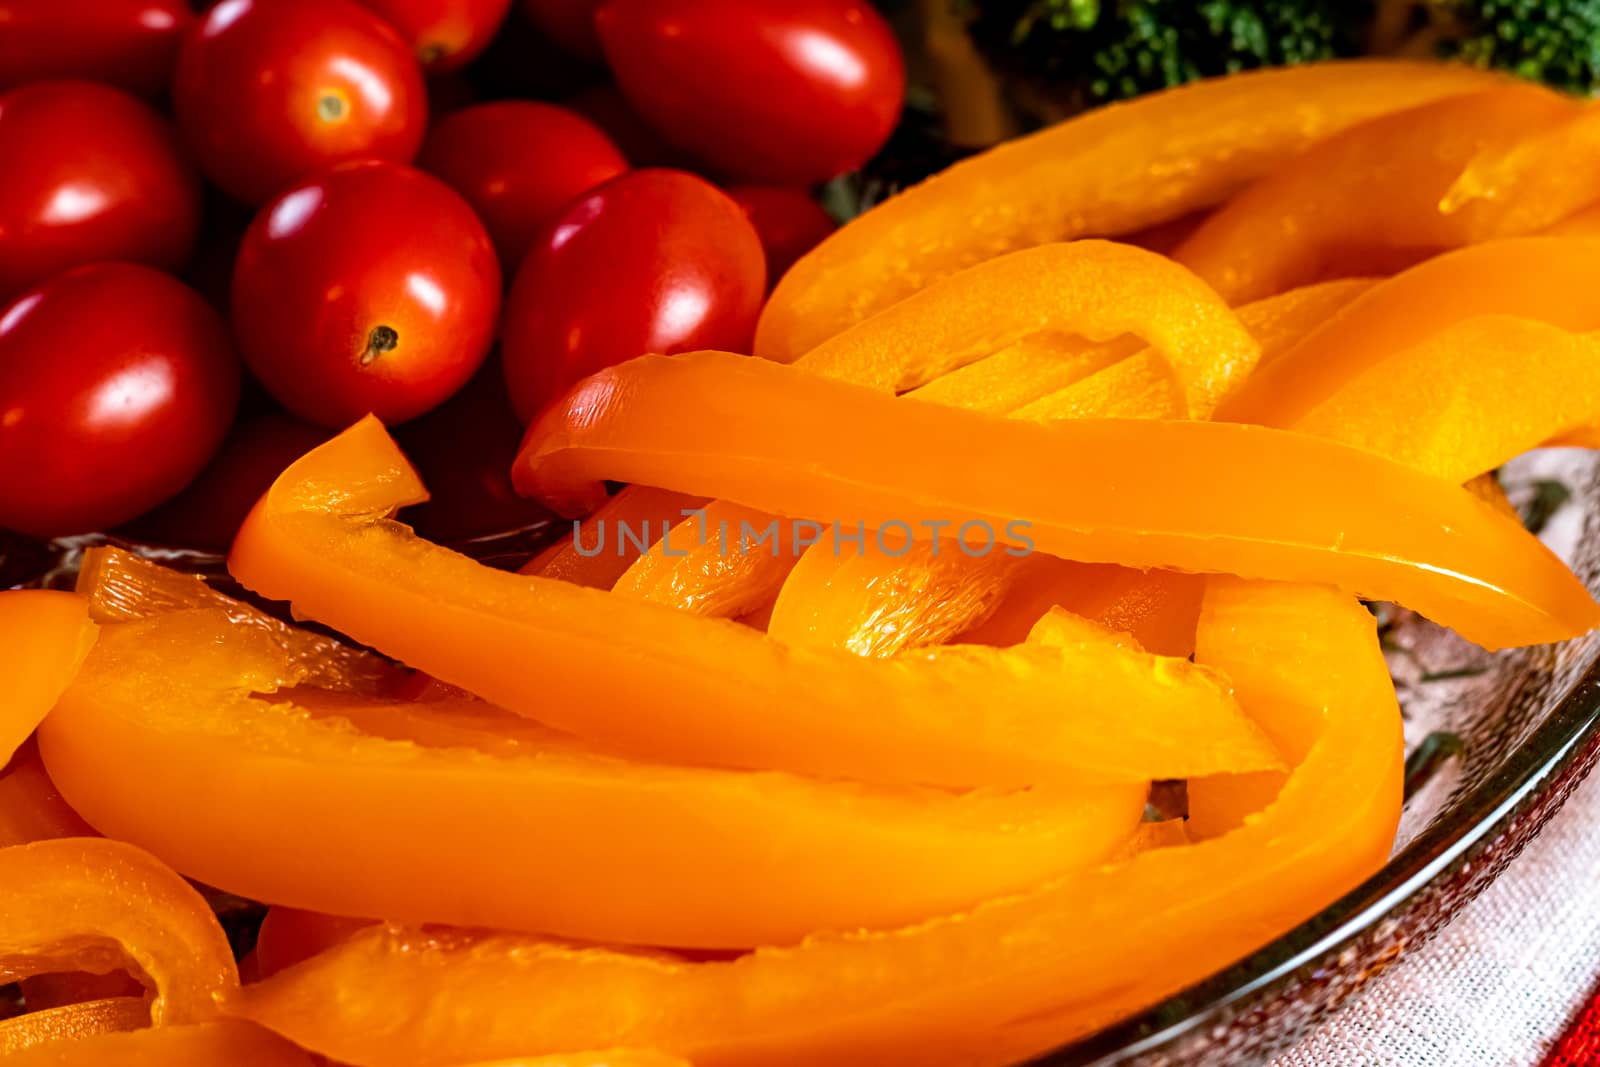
792,241,1259,417
0,592,96,767
229,418,1277,788
1,1018,316,1066
906,333,1134,416
1174,86,1600,303
0,741,95,848
515,351,1598,650
521,486,705,589
0,997,149,1053
612,501,803,618
1219,236,1600,427
755,60,1505,363
230,581,1400,1067
0,838,237,1025
42,605,1158,947
1292,316,1600,483
254,908,374,979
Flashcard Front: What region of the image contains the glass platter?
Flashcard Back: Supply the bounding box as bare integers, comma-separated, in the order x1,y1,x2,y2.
3,452,1597,1064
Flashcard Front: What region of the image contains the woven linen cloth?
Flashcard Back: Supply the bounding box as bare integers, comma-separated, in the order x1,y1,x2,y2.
1269,768,1600,1066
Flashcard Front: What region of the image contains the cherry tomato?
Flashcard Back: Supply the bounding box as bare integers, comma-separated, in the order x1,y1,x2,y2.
353,0,511,72
396,359,553,541
0,264,240,538
123,412,328,550
174,0,428,205
0,81,200,302
231,161,501,428
594,0,904,183
501,168,765,422
418,101,626,269
0,0,193,96
517,0,601,61
725,185,837,287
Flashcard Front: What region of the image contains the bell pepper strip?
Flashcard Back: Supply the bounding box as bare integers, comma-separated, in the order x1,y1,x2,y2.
461,1056,690,1067
40,608,1150,947
19,970,144,1012
754,60,1507,363
521,486,705,588
774,278,1376,657
229,581,1400,1067
0,838,237,1025
1290,316,1600,484
1464,473,1519,523
905,334,1133,416
231,418,1278,787
516,351,1599,650
1173,86,1593,304
0,741,96,847
76,547,395,695
254,909,375,980
793,241,1259,418
0,998,148,1054
0,592,96,767
1,1018,316,1066
1218,237,1600,428
768,537,1027,656
1543,200,1600,237
613,501,802,617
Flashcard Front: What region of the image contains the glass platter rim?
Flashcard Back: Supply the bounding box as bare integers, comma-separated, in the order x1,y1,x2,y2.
1025,640,1600,1066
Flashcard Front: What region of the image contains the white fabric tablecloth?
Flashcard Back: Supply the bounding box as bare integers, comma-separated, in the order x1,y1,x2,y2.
1271,769,1600,1065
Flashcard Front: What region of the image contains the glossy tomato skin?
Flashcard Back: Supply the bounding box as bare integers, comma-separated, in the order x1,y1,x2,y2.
501,168,765,422
595,0,904,183
353,0,512,72
418,101,626,269
174,0,428,205
517,0,602,61
0,81,201,302
725,185,837,287
397,359,553,541
231,161,501,428
0,264,240,538
0,0,193,96
124,412,328,550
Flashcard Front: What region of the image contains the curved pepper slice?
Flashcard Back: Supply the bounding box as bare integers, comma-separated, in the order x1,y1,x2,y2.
515,351,1598,650
793,241,1259,417
905,334,1134,416
1,1018,316,1066
521,487,705,589
0,838,237,1025
0,592,96,767
40,607,1148,948
612,501,803,618
1219,237,1600,427
754,60,1506,363
229,582,1401,1067
231,418,1276,788
1292,316,1600,483
1174,86,1596,303
77,547,396,695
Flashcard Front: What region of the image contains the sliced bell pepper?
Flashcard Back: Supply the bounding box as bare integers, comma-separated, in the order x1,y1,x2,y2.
1010,349,1185,421
0,592,96,767
77,547,396,695
1174,86,1596,303
1,1018,316,1066
42,606,1157,947
254,908,374,979
229,581,1401,1067
1219,236,1600,427
521,486,705,589
1543,201,1600,237
0,838,237,1025
230,418,1279,788
0,740,96,847
1290,316,1600,484
755,60,1506,363
0,997,148,1053
613,500,802,618
793,241,1259,418
905,334,1133,416
515,351,1598,650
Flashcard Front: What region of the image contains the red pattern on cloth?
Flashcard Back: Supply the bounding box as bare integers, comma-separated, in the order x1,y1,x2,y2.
1544,982,1600,1066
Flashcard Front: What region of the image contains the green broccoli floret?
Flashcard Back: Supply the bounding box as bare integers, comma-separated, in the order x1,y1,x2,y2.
968,0,1369,103
1431,1,1600,94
